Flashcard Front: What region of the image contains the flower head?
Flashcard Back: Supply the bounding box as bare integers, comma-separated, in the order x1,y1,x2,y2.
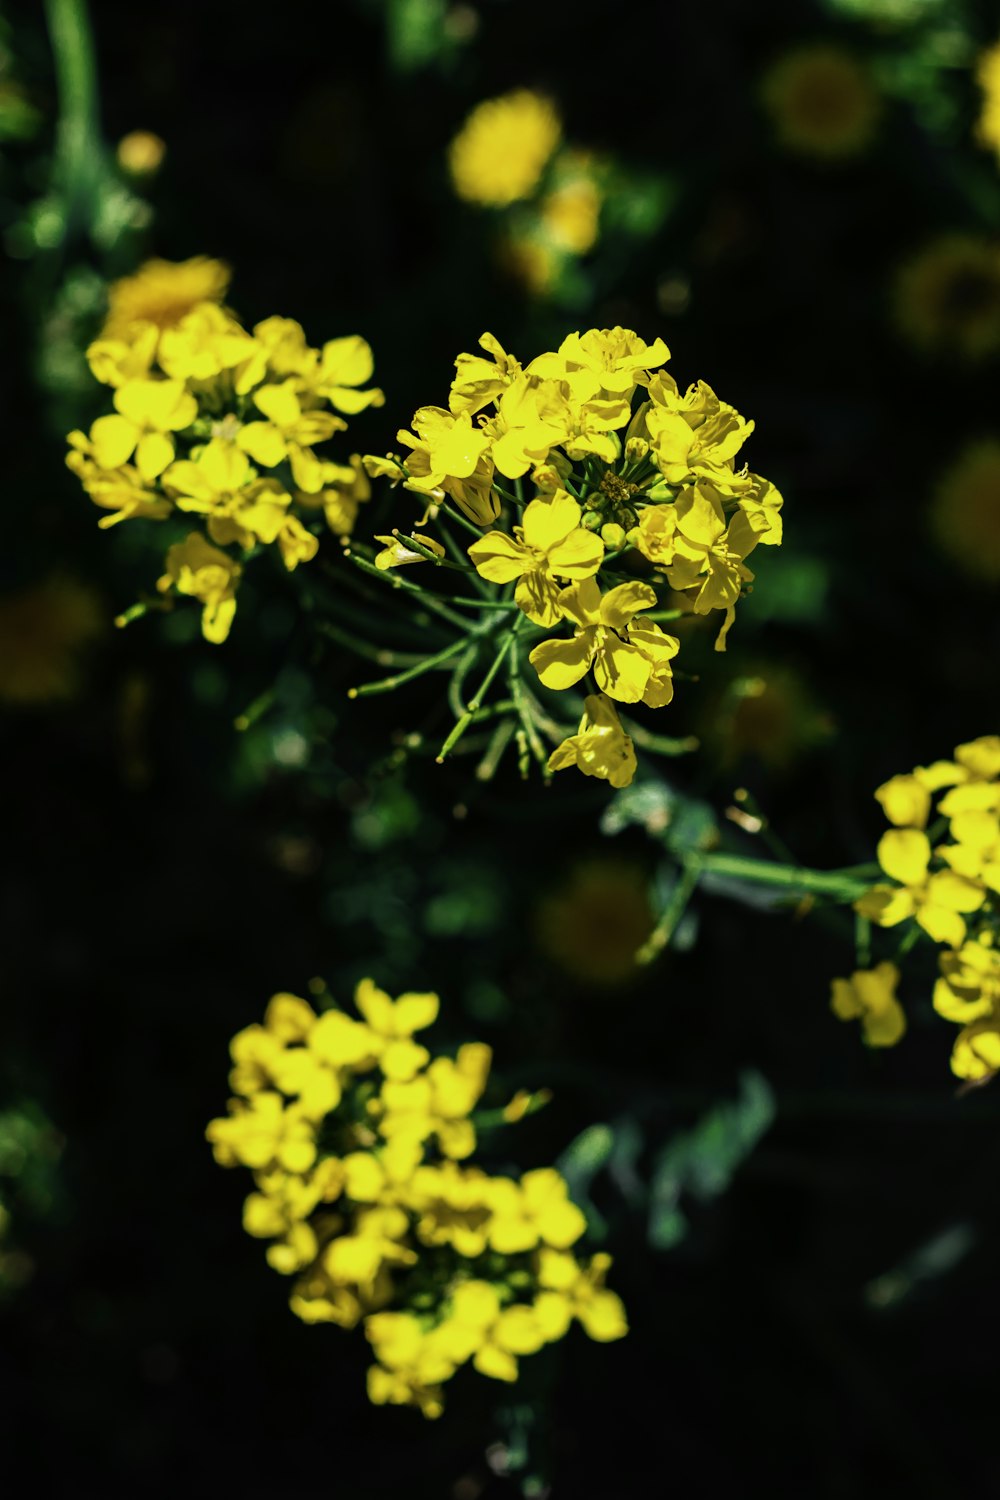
449,90,561,206
761,46,880,159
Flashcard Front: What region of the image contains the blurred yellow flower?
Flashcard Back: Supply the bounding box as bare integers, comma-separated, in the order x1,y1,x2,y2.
830,963,905,1047
116,130,166,176
157,531,242,644
976,41,1000,160
0,576,103,704
931,440,1000,582
449,89,561,206
547,695,638,792
101,256,230,338
541,161,602,255
894,235,1000,359
536,858,655,984
761,45,881,159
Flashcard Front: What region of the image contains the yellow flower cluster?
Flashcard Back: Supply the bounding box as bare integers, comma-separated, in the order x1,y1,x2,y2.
365,327,782,789
65,257,381,643
831,737,1000,1078
207,981,627,1418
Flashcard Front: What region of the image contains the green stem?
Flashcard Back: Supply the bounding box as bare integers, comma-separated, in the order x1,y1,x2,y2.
688,850,873,900
45,0,103,244
344,551,474,631
637,862,701,964
437,629,518,762
475,718,517,781
234,688,276,733
348,636,468,698
316,618,426,666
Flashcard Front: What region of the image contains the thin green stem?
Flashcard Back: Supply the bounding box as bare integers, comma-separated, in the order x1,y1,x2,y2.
637,862,701,964
688,850,872,900
344,551,473,631
45,0,103,243
475,718,517,782
348,636,468,698
437,629,518,762
316,619,427,666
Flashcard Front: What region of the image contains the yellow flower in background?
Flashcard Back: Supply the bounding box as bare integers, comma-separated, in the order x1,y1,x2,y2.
116,130,166,176
931,440,1000,581
894,235,1000,360
101,256,230,339
442,1280,547,1382
468,491,604,625
950,1018,1000,1081
761,45,881,159
540,155,602,255
830,963,906,1047
379,1043,492,1159
449,89,561,206
157,532,242,644
934,938,1000,1025
0,576,104,704
976,41,1000,161
547,695,638,792
535,858,655,983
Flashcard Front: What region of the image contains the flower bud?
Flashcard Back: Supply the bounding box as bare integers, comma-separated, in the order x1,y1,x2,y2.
600,522,627,549
624,437,649,462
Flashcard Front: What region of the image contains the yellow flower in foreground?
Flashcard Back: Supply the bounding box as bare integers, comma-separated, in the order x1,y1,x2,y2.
0,576,104,704
353,979,439,1081
976,41,1000,161
894,236,1000,360
855,828,985,947
934,939,1000,1025
101,256,230,338
547,694,637,790
449,89,561,206
379,1043,492,1159
931,441,1000,582
157,532,242,644
468,491,604,625
830,963,905,1047
485,1168,587,1255
444,1281,547,1382
761,46,880,159
951,1018,1000,1081
874,773,931,829
530,577,679,705
88,379,197,481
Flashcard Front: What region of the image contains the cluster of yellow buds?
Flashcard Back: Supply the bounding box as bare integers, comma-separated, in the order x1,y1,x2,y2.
830,736,1000,1079
206,981,627,1419
65,257,381,642
362,327,781,789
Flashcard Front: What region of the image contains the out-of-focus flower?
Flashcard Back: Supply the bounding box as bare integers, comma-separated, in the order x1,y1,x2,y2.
761,45,881,159
449,90,561,206
101,256,230,339
894,235,1000,360
535,857,655,982
116,130,166,176
830,963,906,1047
0,577,104,704
931,440,1000,581
976,41,1000,161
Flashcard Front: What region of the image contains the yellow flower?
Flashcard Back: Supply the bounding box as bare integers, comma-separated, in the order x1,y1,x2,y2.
237,382,347,493
976,41,1000,161
0,576,104,704
379,1042,492,1159
301,454,371,537
534,857,655,981
205,1092,316,1173
449,90,561,206
116,130,167,176
483,375,573,479
950,1018,1000,1081
529,577,679,705
651,486,760,648
639,374,754,492
396,406,499,525
854,828,985,948
934,938,1000,1025
547,694,638,791
530,327,669,397
540,161,602,255
365,1312,454,1416
157,532,242,644
939,809,1000,894
312,337,385,415
761,46,880,159
373,534,447,569
353,979,440,1081
407,1160,494,1257
533,1250,628,1342
875,773,931,829
894,236,1000,360
87,378,197,481
830,963,906,1047
155,303,257,385
468,491,604,625
66,431,172,527
484,1168,587,1255
449,333,523,416
931,441,1000,582
101,256,230,339
441,1281,547,1382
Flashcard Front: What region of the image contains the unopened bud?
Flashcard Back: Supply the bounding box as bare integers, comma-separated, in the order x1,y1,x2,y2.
624,437,649,462
600,522,627,549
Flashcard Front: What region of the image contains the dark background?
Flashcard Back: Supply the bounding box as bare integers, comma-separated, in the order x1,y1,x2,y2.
3,0,999,1494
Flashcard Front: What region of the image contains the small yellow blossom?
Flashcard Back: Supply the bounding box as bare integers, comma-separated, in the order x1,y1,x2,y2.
484,1169,587,1255
116,130,167,176
855,828,985,948
373,534,447,569
934,938,1000,1025
157,532,242,644
830,963,906,1047
353,979,440,1081
468,491,604,624
547,694,638,790
874,773,931,829
449,90,561,206
534,1250,628,1342
530,578,679,705
88,378,197,481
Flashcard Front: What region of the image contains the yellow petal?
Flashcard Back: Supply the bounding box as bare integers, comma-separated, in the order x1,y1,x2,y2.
877,828,931,886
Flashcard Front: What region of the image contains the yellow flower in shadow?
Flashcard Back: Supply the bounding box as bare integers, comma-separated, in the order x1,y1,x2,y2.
761,45,881,159
102,256,230,339
0,576,104,704
931,439,1000,581
535,859,656,985
894,235,1000,359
